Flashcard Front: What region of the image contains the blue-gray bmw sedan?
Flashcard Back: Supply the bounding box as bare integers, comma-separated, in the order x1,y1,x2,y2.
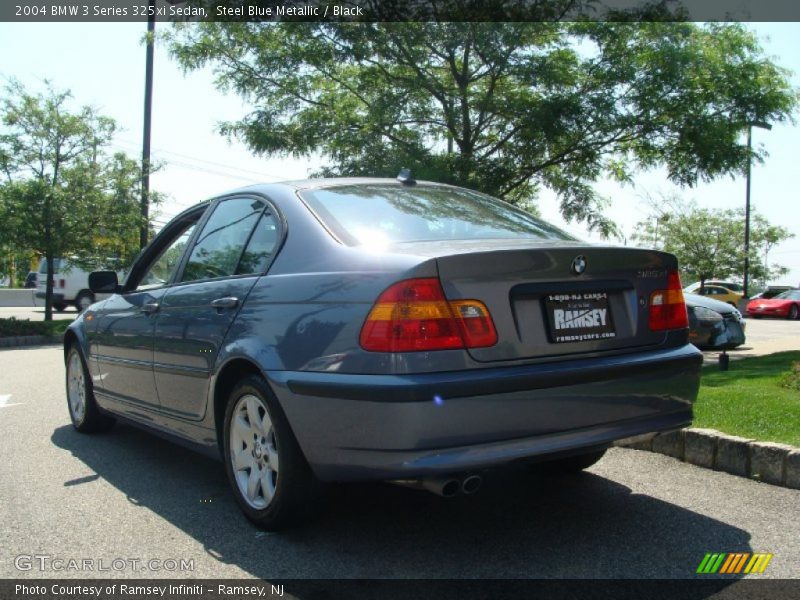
64,176,702,529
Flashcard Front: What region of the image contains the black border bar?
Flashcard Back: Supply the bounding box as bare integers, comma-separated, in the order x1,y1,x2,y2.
4,0,800,23
4,579,800,600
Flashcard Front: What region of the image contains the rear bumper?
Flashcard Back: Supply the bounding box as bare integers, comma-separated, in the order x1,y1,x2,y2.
267,344,702,481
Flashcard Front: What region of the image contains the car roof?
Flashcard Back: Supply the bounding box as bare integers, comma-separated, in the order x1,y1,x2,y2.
261,177,454,191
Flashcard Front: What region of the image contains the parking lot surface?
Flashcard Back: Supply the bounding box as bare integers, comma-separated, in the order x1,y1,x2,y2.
0,344,798,580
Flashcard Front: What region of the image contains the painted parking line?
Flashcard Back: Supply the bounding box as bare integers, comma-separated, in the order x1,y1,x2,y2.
0,394,21,408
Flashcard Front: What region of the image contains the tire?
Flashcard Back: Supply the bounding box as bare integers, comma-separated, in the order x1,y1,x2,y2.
65,345,115,433
53,303,67,312
537,449,607,475
790,305,799,320
75,291,95,313
222,375,320,530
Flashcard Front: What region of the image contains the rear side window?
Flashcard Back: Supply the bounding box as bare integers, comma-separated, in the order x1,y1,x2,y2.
181,197,266,282
299,184,573,246
236,211,280,275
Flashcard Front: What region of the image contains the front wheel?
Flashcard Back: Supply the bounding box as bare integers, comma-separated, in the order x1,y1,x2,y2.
789,305,799,320
66,345,115,433
223,375,320,530
53,303,67,312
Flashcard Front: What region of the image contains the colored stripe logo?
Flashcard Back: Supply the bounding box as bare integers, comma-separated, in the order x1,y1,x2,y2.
697,553,773,574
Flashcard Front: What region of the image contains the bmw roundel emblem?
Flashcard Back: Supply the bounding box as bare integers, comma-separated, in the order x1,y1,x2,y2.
571,255,587,275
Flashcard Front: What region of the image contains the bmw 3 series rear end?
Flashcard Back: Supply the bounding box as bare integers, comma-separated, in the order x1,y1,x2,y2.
255,180,702,484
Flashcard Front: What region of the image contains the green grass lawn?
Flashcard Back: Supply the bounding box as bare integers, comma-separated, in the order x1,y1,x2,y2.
694,351,800,447
0,317,71,339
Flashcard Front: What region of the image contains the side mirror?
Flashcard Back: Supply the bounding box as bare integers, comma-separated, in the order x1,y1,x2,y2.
89,271,119,294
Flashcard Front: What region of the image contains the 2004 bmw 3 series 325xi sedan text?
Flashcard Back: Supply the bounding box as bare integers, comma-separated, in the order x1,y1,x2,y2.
64,176,702,529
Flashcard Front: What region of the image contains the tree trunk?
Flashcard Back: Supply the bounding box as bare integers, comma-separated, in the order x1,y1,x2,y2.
44,248,54,322
9,252,16,288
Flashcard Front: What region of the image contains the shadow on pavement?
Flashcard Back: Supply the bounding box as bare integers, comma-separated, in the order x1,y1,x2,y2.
52,423,751,581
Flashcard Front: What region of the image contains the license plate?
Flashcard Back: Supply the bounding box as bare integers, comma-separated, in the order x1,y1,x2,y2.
544,292,616,343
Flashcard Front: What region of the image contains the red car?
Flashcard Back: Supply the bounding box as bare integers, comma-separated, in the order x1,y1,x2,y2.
746,289,800,320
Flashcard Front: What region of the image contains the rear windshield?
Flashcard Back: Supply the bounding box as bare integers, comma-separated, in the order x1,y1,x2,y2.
299,184,574,246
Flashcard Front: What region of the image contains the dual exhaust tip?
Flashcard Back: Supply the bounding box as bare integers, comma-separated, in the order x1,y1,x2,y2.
390,474,482,497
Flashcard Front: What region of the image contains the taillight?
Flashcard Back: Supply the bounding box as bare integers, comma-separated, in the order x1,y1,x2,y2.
58,279,65,288
359,278,497,352
450,300,498,348
649,270,689,331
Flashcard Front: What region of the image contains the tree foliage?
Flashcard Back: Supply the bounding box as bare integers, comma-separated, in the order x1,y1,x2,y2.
632,194,793,291
0,81,150,319
168,20,796,236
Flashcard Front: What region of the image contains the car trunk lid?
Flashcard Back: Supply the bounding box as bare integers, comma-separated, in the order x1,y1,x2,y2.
391,239,683,362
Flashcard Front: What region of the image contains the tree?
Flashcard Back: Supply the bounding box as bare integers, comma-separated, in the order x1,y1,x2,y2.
0,82,148,320
632,195,793,292
167,20,796,236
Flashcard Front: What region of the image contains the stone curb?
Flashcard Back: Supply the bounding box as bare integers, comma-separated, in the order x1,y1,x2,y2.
614,428,800,490
0,335,61,348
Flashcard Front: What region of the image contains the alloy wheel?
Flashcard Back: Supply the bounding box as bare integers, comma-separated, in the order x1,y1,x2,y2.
229,394,280,509
67,351,86,424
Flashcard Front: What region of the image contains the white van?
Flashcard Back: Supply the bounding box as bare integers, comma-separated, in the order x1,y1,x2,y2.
35,258,113,312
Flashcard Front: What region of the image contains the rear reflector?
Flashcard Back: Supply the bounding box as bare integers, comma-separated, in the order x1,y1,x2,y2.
360,278,497,352
649,270,689,331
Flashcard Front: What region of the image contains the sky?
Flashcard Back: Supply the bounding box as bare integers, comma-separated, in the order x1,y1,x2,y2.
1,21,798,287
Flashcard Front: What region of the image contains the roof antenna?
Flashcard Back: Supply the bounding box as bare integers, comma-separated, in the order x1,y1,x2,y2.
396,167,416,186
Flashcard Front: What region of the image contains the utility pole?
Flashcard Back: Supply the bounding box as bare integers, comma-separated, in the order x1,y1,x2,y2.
140,0,156,249
743,121,771,298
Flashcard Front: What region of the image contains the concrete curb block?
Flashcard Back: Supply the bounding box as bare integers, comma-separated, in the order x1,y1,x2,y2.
0,289,37,307
615,428,800,490
0,335,60,348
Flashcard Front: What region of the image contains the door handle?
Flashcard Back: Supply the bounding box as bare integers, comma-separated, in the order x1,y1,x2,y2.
211,296,239,310
141,302,160,315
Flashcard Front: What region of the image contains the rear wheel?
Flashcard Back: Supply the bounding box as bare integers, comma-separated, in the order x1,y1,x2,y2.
66,345,115,433
537,449,607,475
789,305,799,320
223,375,320,530
75,291,95,313
53,302,67,312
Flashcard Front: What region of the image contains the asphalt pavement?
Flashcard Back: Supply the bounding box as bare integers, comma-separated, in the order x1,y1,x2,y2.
0,345,798,580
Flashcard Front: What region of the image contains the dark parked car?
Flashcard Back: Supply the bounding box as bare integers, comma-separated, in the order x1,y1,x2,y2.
685,293,746,349
64,177,702,529
24,271,37,289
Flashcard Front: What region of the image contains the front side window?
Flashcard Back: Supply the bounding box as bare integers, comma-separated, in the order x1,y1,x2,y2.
181,197,266,283
136,223,197,291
